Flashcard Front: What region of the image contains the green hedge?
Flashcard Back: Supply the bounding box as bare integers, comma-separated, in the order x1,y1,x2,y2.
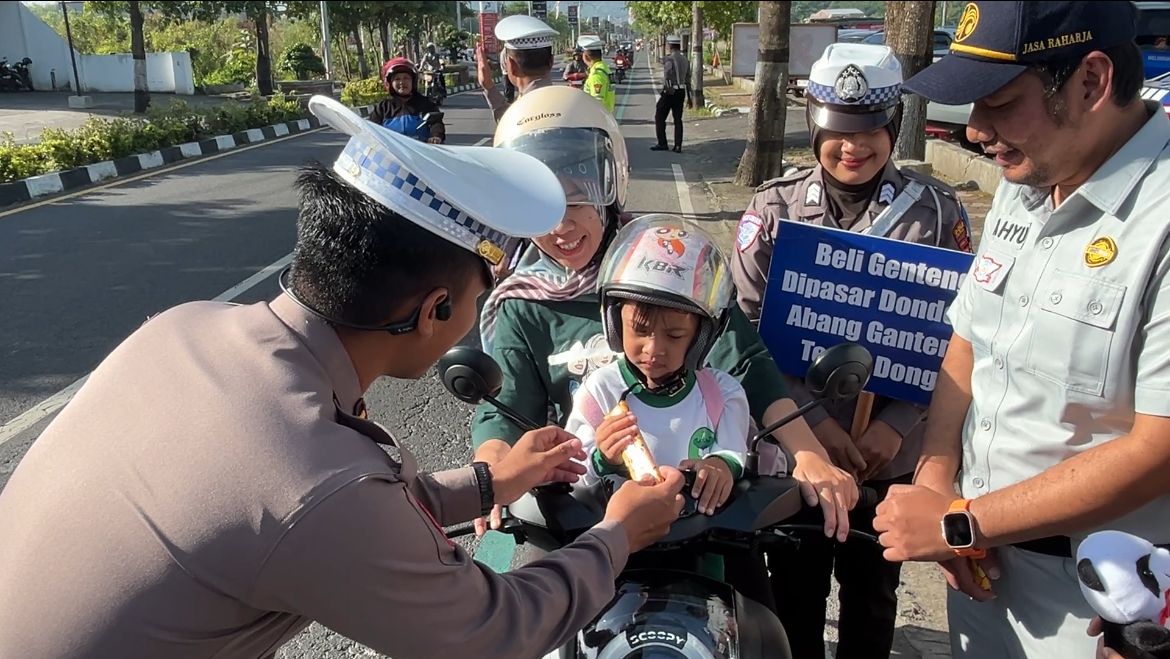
0,94,306,185
341,77,385,107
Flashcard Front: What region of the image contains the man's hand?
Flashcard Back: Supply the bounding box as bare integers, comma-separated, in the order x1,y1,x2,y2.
812,417,867,478
489,427,586,505
472,440,510,536
595,410,639,466
792,451,859,542
1087,617,1125,659
426,137,442,144
476,43,494,91
938,552,999,602
678,457,734,515
604,466,686,552
874,484,962,562
856,420,903,482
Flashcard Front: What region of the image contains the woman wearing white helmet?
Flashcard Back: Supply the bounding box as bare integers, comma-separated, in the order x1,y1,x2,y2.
731,42,972,659
471,85,860,558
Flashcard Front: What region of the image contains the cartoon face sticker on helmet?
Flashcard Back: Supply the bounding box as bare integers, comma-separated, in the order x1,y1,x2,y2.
655,226,689,258
834,64,869,103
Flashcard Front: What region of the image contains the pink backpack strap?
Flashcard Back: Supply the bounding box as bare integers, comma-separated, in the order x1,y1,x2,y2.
695,369,724,429
578,388,606,430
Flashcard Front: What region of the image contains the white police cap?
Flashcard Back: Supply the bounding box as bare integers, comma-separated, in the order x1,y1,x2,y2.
578,34,604,50
806,43,903,133
496,15,558,50
307,95,565,267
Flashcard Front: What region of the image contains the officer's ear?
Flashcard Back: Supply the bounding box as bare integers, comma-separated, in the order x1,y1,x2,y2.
414,287,452,338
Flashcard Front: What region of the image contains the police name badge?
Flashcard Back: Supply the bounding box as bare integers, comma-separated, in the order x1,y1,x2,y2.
1084,236,1117,268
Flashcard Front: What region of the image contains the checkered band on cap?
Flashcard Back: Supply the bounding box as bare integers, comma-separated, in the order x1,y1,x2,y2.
505,35,555,49
334,137,517,262
807,81,901,106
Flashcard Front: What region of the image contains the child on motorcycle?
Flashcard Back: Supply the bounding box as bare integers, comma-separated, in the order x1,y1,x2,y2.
367,58,446,144
565,214,776,607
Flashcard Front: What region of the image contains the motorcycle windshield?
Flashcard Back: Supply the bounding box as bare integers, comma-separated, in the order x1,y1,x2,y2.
577,576,738,658
495,128,616,208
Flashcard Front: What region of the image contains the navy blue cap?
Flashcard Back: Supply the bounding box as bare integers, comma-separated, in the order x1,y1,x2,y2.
904,1,1138,105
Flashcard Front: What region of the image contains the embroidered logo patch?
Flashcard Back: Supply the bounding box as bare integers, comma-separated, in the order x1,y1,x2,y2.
1084,236,1117,268
737,212,764,252
973,255,1004,285
955,3,980,42
952,221,972,253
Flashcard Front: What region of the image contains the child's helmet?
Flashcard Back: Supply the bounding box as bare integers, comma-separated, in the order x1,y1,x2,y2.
598,215,735,371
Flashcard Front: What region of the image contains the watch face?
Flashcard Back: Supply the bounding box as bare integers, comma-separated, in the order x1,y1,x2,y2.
943,512,974,548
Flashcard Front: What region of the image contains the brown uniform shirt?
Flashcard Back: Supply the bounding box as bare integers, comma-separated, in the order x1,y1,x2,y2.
0,294,629,659
732,162,973,480
484,73,555,123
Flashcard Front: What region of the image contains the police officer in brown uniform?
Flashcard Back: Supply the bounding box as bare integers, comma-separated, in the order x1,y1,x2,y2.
0,96,685,659
732,44,972,659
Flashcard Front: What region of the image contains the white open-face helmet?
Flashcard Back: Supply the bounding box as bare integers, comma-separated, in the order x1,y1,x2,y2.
494,84,629,212
598,215,735,371
806,42,904,144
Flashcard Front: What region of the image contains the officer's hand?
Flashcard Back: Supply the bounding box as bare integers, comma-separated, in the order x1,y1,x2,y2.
490,427,587,504
855,420,902,482
604,466,685,552
476,43,493,90
812,417,867,478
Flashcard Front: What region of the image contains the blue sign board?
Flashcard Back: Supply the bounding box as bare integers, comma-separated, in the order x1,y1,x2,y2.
758,220,976,406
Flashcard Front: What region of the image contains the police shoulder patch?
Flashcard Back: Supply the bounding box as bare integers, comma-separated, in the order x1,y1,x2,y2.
737,212,765,252
952,219,972,253
879,181,897,205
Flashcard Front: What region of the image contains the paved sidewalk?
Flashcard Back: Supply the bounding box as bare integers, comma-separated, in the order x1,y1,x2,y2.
0,92,248,144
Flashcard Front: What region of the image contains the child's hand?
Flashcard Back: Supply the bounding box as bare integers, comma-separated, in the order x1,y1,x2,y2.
678,457,734,515
596,411,639,465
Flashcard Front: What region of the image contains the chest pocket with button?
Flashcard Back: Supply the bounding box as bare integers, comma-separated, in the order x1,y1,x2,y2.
1025,268,1126,396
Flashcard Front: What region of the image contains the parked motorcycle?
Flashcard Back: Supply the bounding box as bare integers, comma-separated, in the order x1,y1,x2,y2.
438,342,880,659
0,57,33,92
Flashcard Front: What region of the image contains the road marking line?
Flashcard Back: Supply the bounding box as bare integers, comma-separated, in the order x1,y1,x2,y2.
473,137,490,146
0,129,325,220
672,164,695,218
0,251,294,449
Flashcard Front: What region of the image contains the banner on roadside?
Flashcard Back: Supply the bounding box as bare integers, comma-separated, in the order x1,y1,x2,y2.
757,221,975,406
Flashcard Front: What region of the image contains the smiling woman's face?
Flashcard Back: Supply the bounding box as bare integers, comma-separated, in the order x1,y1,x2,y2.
817,126,892,184
532,205,605,272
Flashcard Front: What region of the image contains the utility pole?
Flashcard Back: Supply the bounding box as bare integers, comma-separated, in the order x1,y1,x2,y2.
456,1,462,32
319,0,333,79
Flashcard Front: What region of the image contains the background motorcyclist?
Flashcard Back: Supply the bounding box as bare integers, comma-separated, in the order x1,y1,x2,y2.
419,42,446,100
368,58,446,144
564,46,589,85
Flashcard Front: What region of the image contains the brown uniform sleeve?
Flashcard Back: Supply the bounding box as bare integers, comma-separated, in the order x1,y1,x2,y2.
409,467,480,527
252,477,629,658
731,190,782,323
483,85,508,123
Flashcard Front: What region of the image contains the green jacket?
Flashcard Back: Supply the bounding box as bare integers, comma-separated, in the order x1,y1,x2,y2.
585,60,615,112
471,258,789,448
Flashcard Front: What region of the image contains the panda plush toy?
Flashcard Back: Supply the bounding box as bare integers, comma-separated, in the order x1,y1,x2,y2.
1077,530,1170,659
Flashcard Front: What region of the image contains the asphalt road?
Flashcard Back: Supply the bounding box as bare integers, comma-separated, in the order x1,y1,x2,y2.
0,60,763,658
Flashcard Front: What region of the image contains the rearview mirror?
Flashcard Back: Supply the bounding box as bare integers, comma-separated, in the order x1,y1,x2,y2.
437,346,502,404
804,343,873,403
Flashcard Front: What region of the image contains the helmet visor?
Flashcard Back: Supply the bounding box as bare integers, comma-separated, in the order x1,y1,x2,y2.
496,128,617,207
807,100,898,134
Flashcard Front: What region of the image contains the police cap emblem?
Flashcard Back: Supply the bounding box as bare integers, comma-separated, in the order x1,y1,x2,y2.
834,64,869,103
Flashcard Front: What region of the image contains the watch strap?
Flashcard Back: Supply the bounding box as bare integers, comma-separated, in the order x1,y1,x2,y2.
471,461,494,517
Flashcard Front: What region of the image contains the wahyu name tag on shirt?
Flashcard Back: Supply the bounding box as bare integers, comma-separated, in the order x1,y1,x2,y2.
972,250,1015,292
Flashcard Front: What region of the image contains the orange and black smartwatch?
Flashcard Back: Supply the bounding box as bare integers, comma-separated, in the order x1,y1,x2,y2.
941,498,986,559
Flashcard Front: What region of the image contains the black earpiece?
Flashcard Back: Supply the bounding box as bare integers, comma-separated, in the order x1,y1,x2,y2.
436,296,452,321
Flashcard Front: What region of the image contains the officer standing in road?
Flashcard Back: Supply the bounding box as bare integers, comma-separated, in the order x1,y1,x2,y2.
732,42,970,659
0,95,686,659
477,14,559,123
580,34,616,113
652,35,691,153
869,2,1170,657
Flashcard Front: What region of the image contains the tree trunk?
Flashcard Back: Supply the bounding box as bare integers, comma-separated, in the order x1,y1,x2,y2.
129,0,149,113
734,1,791,187
379,19,391,61
690,3,704,109
354,29,369,78
885,0,935,161
254,4,274,96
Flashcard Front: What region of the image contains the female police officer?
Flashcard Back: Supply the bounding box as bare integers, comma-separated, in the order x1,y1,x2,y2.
0,96,685,659
731,43,971,659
